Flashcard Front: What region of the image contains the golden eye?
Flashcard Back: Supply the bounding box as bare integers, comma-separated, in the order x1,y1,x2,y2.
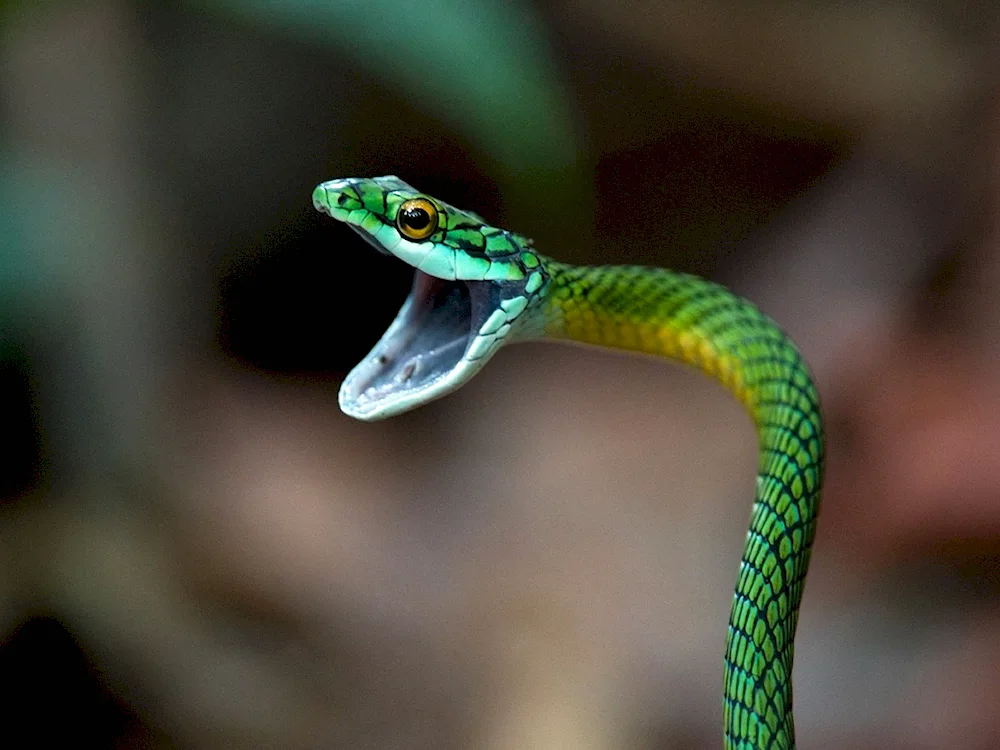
396,198,439,241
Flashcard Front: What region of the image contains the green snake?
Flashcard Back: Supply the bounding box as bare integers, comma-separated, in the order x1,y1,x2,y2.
313,175,824,750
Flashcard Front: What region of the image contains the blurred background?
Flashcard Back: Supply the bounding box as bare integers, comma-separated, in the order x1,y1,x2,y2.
1,1,999,747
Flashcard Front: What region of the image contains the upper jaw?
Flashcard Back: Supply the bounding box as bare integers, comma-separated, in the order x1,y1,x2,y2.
349,225,392,256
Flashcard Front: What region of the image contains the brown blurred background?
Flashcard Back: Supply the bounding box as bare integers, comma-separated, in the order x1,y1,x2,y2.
1,1,999,748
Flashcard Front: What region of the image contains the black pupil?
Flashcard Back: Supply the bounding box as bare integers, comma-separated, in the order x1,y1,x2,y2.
400,206,430,230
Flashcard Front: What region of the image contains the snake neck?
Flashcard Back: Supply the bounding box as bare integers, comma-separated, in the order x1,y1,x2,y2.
532,261,821,456
530,259,824,750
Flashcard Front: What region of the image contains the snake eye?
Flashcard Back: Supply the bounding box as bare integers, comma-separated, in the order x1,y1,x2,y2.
396,198,439,241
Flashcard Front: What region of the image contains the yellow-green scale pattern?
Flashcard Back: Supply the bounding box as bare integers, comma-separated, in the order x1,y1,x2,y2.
535,261,824,750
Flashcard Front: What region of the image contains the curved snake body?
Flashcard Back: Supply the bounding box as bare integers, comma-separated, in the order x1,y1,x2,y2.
313,176,824,750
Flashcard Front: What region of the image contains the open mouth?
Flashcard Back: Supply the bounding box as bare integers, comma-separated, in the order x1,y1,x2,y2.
338,269,495,419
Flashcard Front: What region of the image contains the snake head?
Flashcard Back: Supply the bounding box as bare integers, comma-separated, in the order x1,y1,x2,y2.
313,176,549,420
